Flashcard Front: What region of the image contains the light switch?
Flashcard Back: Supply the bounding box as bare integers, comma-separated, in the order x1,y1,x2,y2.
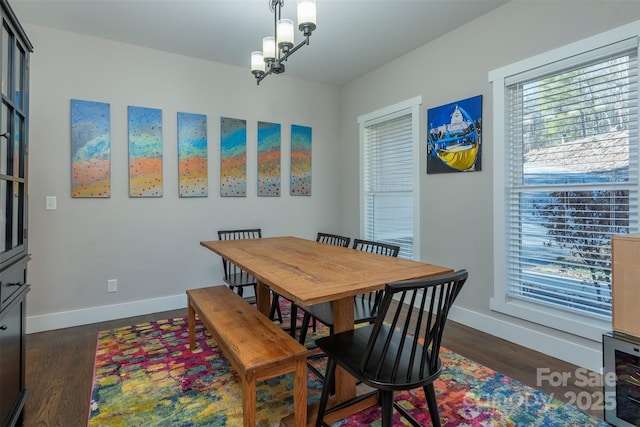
45,196,57,210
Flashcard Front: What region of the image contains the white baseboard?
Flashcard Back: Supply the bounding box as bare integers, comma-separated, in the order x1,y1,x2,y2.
448,306,603,373
26,294,187,334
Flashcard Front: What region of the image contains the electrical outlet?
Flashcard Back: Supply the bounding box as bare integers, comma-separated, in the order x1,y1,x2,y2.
107,279,117,293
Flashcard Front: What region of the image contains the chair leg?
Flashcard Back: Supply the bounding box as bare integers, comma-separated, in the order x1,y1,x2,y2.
237,286,244,297
298,312,311,345
315,358,336,427
290,304,298,338
424,383,441,427
379,390,394,427
269,293,283,323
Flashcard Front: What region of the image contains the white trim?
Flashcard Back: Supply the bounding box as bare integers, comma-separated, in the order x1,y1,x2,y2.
489,21,640,343
410,99,422,260
358,96,423,259
357,96,423,125
26,294,187,334
489,298,609,342
449,306,603,373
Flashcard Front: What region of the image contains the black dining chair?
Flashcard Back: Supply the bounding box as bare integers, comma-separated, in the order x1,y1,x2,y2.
217,229,262,301
273,232,352,334
315,269,468,427
218,228,283,323
295,239,399,381
297,238,400,345
316,232,351,248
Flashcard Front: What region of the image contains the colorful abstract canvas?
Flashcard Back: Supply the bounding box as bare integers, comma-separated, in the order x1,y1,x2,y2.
70,99,111,198
178,112,208,198
128,106,163,197
220,117,247,197
427,94,482,174
257,121,281,197
290,124,311,196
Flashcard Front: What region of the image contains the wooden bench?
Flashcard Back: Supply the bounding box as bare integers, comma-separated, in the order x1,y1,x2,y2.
186,285,308,427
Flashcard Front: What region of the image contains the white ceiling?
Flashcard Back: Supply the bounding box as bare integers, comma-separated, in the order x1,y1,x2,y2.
11,0,509,86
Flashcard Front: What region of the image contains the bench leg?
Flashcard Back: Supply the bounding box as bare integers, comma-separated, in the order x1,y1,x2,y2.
294,359,308,427
188,301,196,350
242,373,257,427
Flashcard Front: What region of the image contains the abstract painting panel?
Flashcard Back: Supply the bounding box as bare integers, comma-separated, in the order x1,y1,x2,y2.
71,99,111,198
427,94,482,174
220,117,247,197
257,121,281,197
178,112,208,198
290,124,311,196
128,106,163,197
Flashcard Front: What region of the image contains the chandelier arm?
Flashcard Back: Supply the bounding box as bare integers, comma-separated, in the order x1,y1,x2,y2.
280,35,310,62
256,68,273,85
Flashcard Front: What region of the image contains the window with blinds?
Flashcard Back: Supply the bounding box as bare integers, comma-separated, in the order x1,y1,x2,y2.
359,97,421,260
500,35,639,327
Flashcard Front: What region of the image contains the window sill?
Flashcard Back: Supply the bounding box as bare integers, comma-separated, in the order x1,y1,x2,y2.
490,297,610,342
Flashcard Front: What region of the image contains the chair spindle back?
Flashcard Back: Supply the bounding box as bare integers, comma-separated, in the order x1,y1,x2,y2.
316,232,350,248
361,270,468,383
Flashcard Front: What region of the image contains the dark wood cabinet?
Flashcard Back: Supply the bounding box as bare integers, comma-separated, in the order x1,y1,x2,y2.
0,258,27,426
0,1,31,426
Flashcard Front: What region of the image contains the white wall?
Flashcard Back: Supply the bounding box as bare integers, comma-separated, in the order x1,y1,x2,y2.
25,24,341,332
338,0,640,372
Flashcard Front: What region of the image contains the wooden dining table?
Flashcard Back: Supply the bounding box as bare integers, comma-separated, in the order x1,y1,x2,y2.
200,236,453,425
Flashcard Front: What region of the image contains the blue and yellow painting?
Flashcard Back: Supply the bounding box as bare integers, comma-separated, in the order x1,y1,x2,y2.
290,124,311,196
128,106,163,197
178,112,208,198
427,95,482,174
71,99,111,198
258,121,281,197
220,117,247,197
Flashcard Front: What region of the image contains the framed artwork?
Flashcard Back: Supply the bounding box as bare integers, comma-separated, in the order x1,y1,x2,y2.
427,94,482,174
257,121,281,197
220,117,247,197
128,106,163,197
177,112,208,198
290,124,311,196
70,99,111,198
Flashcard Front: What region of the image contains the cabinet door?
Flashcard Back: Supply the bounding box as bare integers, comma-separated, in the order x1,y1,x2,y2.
0,293,25,426
0,9,28,267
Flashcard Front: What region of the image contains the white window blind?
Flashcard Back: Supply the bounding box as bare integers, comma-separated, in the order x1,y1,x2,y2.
504,37,639,321
362,113,414,259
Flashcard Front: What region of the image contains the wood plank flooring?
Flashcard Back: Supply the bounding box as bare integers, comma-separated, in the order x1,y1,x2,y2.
21,308,605,426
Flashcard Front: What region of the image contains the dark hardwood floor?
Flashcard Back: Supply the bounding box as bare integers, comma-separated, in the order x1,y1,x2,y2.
21,308,605,426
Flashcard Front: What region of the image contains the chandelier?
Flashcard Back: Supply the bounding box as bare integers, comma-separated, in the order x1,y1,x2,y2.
250,0,317,85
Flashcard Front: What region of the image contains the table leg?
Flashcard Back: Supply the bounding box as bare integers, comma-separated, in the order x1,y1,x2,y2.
332,297,356,403
256,280,271,316
187,298,196,350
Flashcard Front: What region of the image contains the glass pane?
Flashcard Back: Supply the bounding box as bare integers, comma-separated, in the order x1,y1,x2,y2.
1,26,8,97
14,45,22,107
519,55,633,186
11,181,20,248
614,349,640,423
510,188,630,318
0,103,6,175
0,180,5,252
13,114,21,177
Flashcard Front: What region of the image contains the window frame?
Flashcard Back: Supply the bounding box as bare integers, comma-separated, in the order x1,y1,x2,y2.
358,96,422,260
489,21,640,342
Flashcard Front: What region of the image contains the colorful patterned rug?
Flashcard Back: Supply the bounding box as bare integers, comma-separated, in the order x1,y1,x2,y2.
89,305,608,426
